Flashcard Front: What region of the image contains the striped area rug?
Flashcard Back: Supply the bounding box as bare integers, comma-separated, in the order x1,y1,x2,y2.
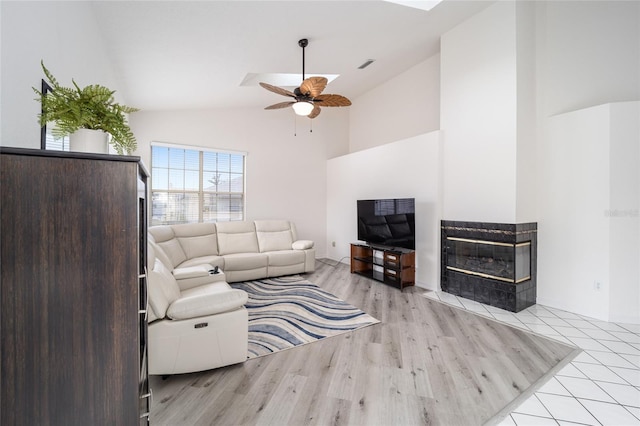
232,276,380,359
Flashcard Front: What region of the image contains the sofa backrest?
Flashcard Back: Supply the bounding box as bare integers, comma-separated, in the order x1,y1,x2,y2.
172,222,218,258
147,243,181,321
254,220,294,252
216,221,259,255
148,225,187,268
148,233,175,272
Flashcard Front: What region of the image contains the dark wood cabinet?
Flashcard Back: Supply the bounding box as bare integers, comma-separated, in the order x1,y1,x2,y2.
350,243,415,290
0,148,149,425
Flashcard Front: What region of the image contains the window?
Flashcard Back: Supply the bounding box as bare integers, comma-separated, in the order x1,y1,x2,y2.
151,144,245,225
44,134,69,151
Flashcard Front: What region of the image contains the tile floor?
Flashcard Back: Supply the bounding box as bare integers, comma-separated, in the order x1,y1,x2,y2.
422,291,640,426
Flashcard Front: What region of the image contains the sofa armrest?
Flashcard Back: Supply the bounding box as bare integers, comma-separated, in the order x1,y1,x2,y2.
167,285,248,320
173,264,226,291
292,240,314,250
172,264,214,280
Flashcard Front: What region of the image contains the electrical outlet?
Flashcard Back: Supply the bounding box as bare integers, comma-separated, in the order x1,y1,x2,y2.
332,241,336,247
594,281,602,291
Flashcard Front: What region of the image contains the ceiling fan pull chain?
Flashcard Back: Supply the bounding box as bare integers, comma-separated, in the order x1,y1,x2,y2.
310,119,312,133
294,113,297,136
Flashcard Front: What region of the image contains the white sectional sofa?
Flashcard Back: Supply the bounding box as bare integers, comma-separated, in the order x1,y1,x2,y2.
145,220,315,375
148,220,315,286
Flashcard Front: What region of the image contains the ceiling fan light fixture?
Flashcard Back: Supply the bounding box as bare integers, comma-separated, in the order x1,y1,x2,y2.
260,38,351,120
292,101,314,116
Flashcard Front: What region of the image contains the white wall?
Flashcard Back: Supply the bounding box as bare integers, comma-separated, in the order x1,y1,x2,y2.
436,0,639,322
515,1,537,224
539,1,640,117
1,1,122,148
538,104,611,321
348,54,440,154
533,1,640,322
440,1,518,224
539,102,639,324
326,132,441,289
130,107,350,259
608,102,639,324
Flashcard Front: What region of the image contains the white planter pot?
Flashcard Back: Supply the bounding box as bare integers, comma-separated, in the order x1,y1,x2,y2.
69,129,109,154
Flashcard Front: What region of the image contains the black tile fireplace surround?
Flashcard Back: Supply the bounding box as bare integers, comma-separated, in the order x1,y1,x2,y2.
441,220,537,313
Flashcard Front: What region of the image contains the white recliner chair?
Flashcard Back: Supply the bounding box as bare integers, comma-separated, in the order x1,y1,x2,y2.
146,242,249,375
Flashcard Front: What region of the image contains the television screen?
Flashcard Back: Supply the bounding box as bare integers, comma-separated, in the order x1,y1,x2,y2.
357,198,415,250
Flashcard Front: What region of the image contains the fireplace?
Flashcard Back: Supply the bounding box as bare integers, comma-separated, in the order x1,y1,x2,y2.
441,221,537,312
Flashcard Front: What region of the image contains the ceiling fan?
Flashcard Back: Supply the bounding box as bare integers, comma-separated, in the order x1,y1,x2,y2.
260,38,351,119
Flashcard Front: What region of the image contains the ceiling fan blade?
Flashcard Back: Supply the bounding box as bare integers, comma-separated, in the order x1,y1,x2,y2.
259,82,295,98
313,94,352,107
265,101,295,110
308,104,321,119
300,77,328,98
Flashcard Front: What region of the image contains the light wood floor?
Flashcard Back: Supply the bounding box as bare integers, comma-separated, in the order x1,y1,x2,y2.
149,260,578,426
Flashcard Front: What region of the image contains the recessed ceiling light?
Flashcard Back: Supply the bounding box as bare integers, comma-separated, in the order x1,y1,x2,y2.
383,0,443,12
240,73,339,88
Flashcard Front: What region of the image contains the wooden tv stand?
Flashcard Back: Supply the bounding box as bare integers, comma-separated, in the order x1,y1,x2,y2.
350,243,415,290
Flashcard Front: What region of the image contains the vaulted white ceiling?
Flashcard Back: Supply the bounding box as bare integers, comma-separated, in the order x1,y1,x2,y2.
91,0,494,111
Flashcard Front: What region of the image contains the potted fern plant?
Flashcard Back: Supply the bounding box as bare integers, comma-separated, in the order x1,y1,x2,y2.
33,61,139,155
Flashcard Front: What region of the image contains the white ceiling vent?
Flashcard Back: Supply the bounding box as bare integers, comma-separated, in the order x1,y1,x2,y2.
358,60,376,70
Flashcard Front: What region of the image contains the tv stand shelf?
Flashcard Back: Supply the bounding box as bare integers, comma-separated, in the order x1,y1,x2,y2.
350,243,415,290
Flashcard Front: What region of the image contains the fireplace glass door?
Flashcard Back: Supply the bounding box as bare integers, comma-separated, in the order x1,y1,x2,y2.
446,238,531,283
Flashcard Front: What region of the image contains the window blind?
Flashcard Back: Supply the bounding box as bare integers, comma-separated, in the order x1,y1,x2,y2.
151,144,245,225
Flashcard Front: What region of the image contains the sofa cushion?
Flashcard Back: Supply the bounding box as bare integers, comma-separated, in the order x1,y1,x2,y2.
292,240,314,250
264,250,305,267
172,223,219,258
216,221,260,255
254,220,294,252
167,282,248,320
148,225,176,244
223,252,268,270
149,240,175,273
157,238,187,268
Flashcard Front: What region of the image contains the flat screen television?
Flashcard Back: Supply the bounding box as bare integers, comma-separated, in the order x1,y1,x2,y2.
357,198,415,250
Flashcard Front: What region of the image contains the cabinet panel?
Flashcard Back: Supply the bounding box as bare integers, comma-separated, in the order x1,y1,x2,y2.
350,243,415,290
0,148,148,425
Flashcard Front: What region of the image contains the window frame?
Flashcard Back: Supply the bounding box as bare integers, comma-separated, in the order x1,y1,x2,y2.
150,142,247,225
